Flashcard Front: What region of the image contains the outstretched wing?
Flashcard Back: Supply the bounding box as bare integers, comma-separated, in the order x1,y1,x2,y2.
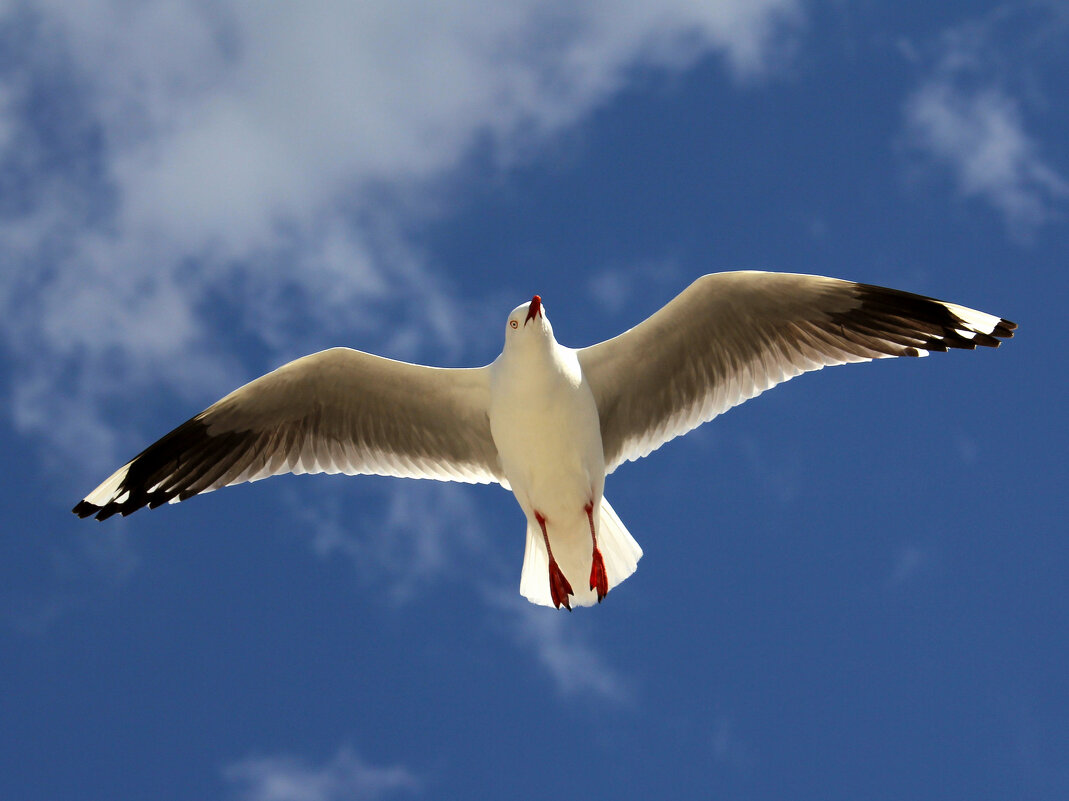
74,347,503,520
578,271,1015,473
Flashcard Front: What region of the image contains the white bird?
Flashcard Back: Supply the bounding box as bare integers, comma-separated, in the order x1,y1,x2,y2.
74,272,1015,609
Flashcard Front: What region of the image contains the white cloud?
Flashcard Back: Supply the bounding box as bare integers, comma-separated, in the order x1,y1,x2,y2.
901,11,1069,236
224,745,418,801
904,83,1068,232
0,0,802,633
485,589,632,703
0,0,803,466
294,481,489,604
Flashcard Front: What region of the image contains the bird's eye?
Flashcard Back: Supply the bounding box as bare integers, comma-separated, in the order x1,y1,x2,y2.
510,320,518,329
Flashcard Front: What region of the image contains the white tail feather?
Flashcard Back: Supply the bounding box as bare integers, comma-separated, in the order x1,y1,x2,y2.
519,497,642,608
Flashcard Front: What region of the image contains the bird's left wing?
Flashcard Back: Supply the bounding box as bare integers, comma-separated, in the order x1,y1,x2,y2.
74,347,503,520
578,271,1015,474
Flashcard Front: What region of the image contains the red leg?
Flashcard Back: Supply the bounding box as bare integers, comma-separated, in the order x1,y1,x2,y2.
585,502,609,602
535,511,573,611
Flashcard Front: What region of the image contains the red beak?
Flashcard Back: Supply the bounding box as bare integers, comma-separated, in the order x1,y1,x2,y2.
524,295,542,326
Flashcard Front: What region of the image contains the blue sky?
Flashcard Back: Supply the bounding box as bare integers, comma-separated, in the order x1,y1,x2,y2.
1,2,1066,799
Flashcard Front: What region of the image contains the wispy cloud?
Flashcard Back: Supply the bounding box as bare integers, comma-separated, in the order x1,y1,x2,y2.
586,256,682,318
224,745,419,801
0,0,802,472
292,479,633,700
0,1,803,633
900,9,1069,237
292,481,491,605
886,543,936,588
904,82,1068,232
485,589,633,703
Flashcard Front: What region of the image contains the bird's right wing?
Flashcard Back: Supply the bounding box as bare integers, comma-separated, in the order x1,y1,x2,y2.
74,347,504,520
578,271,1015,473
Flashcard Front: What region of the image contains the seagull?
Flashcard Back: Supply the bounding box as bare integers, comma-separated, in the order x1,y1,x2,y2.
73,271,1015,609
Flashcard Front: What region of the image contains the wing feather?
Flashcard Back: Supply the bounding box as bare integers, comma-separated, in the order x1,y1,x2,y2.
578,271,1015,473
74,347,502,520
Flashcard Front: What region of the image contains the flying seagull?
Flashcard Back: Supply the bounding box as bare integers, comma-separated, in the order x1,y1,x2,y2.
73,272,1015,609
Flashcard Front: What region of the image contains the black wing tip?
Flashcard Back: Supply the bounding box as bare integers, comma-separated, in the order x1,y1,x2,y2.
959,315,1017,349
72,486,178,520
848,284,1017,354
72,500,100,519
71,497,144,520
71,415,223,523
963,317,1016,348
993,318,1017,340
71,500,125,521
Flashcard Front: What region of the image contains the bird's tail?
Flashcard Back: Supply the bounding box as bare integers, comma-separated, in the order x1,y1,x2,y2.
519,496,643,608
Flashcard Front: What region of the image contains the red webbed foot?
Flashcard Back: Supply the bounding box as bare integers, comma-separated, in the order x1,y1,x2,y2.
589,547,609,602
548,559,574,611
584,501,609,602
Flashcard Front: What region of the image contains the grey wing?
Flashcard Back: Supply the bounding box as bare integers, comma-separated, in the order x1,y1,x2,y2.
578,271,1016,473
73,347,503,520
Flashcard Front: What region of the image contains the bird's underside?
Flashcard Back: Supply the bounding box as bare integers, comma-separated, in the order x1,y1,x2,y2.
73,271,1016,609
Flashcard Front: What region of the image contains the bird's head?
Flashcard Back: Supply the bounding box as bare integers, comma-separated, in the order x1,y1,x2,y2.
504,295,554,347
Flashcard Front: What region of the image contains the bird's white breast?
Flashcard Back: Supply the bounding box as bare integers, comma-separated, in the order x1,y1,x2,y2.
488,344,605,518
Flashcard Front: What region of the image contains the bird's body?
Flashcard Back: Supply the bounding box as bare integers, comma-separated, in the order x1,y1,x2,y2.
488,297,639,607
490,307,603,514
74,272,1016,609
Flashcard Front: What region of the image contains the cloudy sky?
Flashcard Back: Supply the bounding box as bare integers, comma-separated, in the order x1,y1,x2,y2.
2,2,1066,799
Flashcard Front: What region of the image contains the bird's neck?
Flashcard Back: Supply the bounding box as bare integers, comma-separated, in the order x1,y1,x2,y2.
497,338,579,392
